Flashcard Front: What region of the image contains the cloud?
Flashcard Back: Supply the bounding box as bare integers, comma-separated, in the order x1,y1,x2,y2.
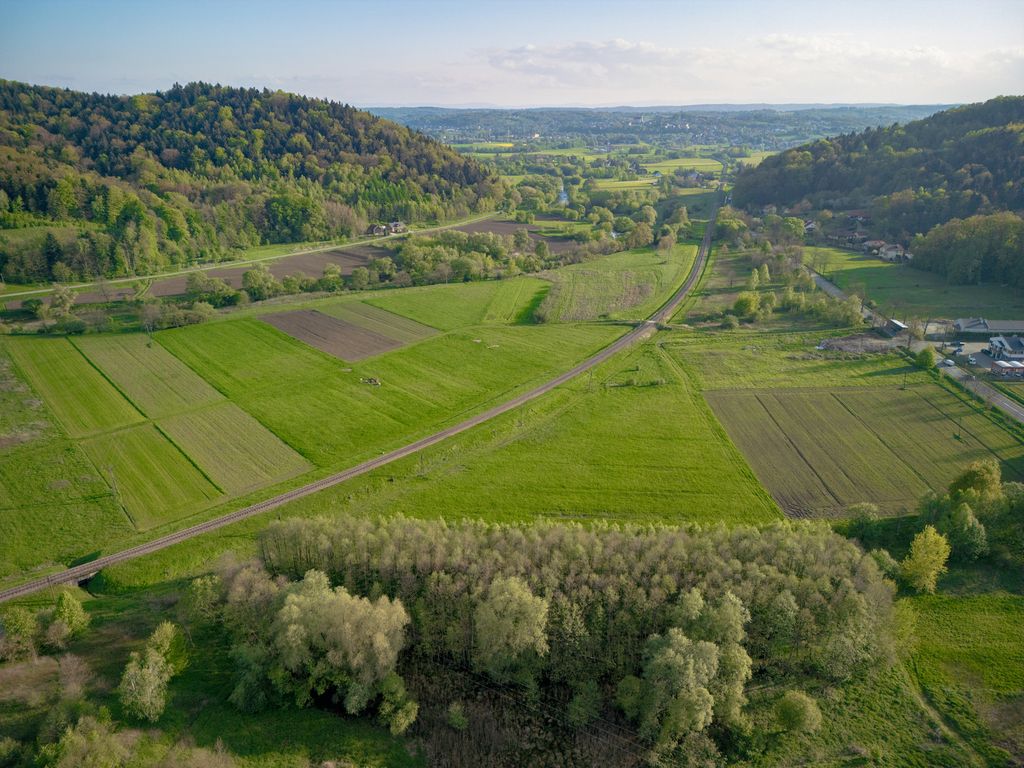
465,35,1024,105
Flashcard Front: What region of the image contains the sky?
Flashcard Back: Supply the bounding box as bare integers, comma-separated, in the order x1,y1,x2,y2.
1,0,1022,108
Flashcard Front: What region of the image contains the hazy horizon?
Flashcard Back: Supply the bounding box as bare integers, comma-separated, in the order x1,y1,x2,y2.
2,0,1021,108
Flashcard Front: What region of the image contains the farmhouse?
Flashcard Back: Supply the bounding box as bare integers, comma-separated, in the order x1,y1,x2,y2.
368,223,388,236
880,318,909,337
388,221,407,234
991,360,1024,376
988,335,1024,361
863,239,887,253
879,244,911,262
955,318,1024,334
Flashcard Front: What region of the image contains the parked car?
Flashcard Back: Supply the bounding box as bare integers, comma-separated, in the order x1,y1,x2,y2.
967,355,977,365
943,359,956,367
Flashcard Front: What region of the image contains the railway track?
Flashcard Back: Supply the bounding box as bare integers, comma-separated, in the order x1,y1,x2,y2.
0,204,718,603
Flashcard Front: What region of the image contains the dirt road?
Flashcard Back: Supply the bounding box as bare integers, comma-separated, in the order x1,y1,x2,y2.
0,205,717,603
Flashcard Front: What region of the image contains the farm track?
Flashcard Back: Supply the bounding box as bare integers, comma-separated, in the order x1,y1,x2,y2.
0,205,719,603
0,212,497,303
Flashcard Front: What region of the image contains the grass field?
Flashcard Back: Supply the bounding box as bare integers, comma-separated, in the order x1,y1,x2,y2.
81,424,222,530
312,342,779,525
756,662,982,766
537,243,697,322
4,337,144,438
481,277,550,323
157,317,625,467
72,334,223,418
593,178,659,190
0,350,133,580
734,150,774,167
642,157,723,174
667,334,917,390
365,276,549,330
92,338,780,592
809,246,1024,319
158,402,313,496
910,593,1024,763
707,385,1024,516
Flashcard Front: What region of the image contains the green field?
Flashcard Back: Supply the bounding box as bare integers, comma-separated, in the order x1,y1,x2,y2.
809,246,1024,319
0,349,133,580
707,385,1024,516
910,593,1024,762
158,402,313,496
317,300,438,343
72,334,223,418
537,243,697,322
734,150,774,167
4,337,144,438
675,338,918,390
593,178,659,190
643,156,723,174
157,317,624,467
481,277,550,323
81,424,222,530
311,342,778,525
90,338,780,593
364,280,540,333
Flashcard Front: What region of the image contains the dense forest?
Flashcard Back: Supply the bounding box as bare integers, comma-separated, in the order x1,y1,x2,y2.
732,97,1023,218
731,97,1024,287
208,516,897,764
0,81,503,283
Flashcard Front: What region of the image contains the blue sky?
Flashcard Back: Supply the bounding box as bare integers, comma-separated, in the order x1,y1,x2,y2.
2,0,1021,106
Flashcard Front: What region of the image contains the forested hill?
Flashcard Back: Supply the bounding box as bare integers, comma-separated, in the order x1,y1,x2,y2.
0,81,502,283
732,96,1024,235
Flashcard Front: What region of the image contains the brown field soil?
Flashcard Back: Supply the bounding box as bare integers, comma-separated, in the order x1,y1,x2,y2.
148,246,381,297
707,385,1024,518
9,245,385,308
452,219,578,254
262,309,402,361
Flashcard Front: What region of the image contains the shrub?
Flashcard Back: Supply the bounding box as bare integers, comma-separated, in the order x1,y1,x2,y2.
776,690,822,733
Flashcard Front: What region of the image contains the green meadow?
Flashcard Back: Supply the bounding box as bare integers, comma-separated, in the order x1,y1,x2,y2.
157,317,624,467
808,246,1024,319
537,243,697,322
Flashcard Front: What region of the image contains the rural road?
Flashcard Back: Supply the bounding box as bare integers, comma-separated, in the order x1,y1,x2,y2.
0,207,719,603
810,269,885,326
0,212,497,303
940,365,1024,425
814,271,1024,426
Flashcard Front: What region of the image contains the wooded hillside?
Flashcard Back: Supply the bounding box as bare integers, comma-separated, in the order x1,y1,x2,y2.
0,81,502,283
732,97,1023,232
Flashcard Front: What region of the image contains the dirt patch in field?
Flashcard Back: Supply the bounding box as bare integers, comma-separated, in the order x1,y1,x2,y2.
263,309,402,361
9,245,385,308
452,219,579,255
816,333,900,353
148,246,381,298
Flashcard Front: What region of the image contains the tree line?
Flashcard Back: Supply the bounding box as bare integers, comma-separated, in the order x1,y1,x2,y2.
0,80,504,284
170,516,899,764
730,96,1024,282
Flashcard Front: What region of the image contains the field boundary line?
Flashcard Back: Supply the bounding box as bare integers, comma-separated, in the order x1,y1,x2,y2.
829,391,934,494
0,212,498,303
66,336,148,422
0,204,718,602
657,348,780,515
751,392,843,512
914,389,1017,470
